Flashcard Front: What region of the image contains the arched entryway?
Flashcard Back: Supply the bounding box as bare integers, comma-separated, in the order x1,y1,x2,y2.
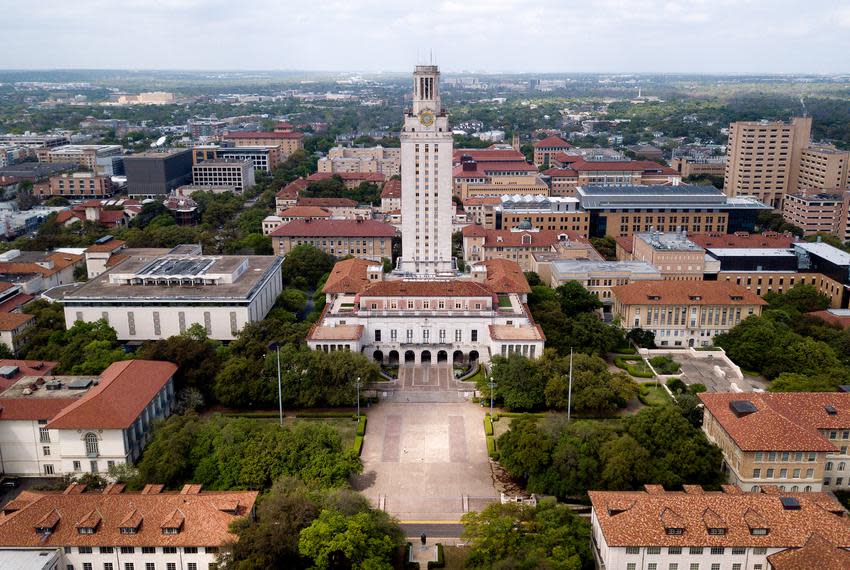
404,350,415,363
437,350,448,363
452,350,464,364
388,350,399,366
373,350,384,364
421,350,432,364
469,350,479,364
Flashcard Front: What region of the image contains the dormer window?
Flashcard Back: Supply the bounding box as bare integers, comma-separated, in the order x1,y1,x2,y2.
707,527,726,535
160,509,185,535
75,510,101,535
750,527,769,536
78,526,96,535
120,527,138,534
730,295,743,301
689,295,702,301
665,527,684,535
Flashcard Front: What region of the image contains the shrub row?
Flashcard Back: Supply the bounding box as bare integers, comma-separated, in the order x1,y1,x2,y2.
353,435,364,456
404,543,419,569
614,356,654,378
483,415,494,436
486,435,497,459
427,544,445,569
356,416,367,437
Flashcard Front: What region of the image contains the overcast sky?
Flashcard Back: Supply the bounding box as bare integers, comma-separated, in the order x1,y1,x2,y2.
3,0,849,73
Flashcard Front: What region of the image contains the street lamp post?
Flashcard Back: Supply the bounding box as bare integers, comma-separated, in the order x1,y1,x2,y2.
488,376,496,417
267,341,283,427
355,376,362,421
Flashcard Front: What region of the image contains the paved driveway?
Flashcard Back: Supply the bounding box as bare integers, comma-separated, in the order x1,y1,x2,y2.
353,401,498,522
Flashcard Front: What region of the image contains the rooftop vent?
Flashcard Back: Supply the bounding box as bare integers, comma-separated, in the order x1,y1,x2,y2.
780,497,801,510
729,400,758,417
94,235,114,245
68,378,93,390
826,404,838,416
44,380,62,391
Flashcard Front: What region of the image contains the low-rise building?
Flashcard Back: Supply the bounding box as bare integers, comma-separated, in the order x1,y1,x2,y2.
0,313,34,354
453,156,548,201
307,257,544,364
671,156,726,178
223,130,304,157
700,391,850,493
590,485,850,570
261,206,332,235
462,196,501,227
36,145,123,176
379,178,401,213
0,282,34,315
124,149,193,199
163,194,199,225
318,145,401,176
305,171,385,190
0,250,83,294
192,143,281,172
462,224,578,271
191,159,255,194
295,197,363,218
33,172,115,199
550,156,681,187
0,359,59,392
54,247,283,341
0,360,176,476
631,230,706,280
274,177,308,211
494,194,589,235
783,190,850,240
611,280,766,347
270,219,395,261
532,135,570,167
0,484,257,570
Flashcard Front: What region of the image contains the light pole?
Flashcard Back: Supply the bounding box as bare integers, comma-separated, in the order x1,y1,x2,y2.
355,376,362,421
267,341,283,427
488,376,496,417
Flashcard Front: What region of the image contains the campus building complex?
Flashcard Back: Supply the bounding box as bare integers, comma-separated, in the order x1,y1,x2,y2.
306,66,544,364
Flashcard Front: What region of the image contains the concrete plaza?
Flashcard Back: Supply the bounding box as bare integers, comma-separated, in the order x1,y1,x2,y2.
354,365,498,521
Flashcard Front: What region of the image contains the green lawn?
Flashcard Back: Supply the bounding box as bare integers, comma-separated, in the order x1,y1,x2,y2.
497,294,513,308
442,545,470,569
640,384,672,407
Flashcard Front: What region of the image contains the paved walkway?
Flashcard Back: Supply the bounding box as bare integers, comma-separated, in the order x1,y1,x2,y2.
353,400,498,521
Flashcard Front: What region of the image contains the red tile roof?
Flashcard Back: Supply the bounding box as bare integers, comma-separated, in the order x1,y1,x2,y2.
0,359,59,392
453,161,537,178
270,219,395,238
46,360,177,430
85,239,126,254
297,197,359,208
307,172,385,183
226,130,303,140
381,178,401,199
614,235,634,254
767,533,850,570
0,253,82,278
476,259,531,294
611,281,767,307
0,394,77,422
276,177,308,199
463,196,502,206
809,310,850,330
0,292,34,314
542,168,579,178
323,258,374,294
453,148,525,163
699,392,850,452
278,206,331,218
555,155,678,175
687,232,797,249
0,488,257,548
359,280,493,298
533,135,569,148
55,210,84,224
589,486,850,548
0,312,33,331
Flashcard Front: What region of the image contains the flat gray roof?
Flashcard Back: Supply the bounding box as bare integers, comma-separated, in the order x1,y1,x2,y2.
706,248,796,257
576,185,771,210
61,253,282,303
550,259,662,276
795,242,850,266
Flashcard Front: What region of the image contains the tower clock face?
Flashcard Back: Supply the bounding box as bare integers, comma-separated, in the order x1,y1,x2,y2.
419,110,435,127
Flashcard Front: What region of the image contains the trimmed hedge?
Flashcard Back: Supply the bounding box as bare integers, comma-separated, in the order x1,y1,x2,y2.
356,416,367,436
224,410,355,419
427,543,445,569
614,356,654,378
483,415,494,436
353,435,364,456
404,543,420,569
494,412,546,419
649,356,681,375
486,435,497,459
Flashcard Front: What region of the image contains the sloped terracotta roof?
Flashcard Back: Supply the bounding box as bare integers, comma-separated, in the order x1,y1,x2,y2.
0,489,257,548
589,486,850,548
0,292,34,314
461,225,567,248
359,280,493,298
452,148,525,163
307,172,385,183
453,161,537,178
276,177,308,199
541,168,579,178
46,360,177,430
270,219,395,238
699,392,850,452
278,206,331,218
611,281,767,307
767,533,850,570
533,135,569,148
297,197,359,208
809,310,850,330
323,258,373,294
0,312,33,331
564,157,678,175
477,258,531,294
0,252,82,278
462,196,502,207
226,130,303,140
85,239,126,254
380,179,401,199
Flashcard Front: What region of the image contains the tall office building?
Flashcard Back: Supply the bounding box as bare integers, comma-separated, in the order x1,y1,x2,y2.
124,149,193,198
796,144,850,192
396,65,454,275
723,117,811,209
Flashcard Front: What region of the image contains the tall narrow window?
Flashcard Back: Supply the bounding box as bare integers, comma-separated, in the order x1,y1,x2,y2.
85,433,99,456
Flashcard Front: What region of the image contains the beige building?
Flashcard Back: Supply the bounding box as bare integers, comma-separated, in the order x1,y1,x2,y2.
532,135,569,167
224,130,304,157
717,271,845,308
379,178,401,213
671,156,726,178
37,144,123,174
270,219,395,261
461,225,579,271
723,117,812,209
454,156,548,200
783,190,850,239
306,171,386,190
611,280,766,347
116,91,175,104
796,144,850,192
700,391,850,493
191,159,255,194
318,145,401,176
33,172,115,199
630,230,706,280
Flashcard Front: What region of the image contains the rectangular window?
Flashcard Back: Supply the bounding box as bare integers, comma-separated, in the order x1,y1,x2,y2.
625,547,640,554
668,547,682,554
125,564,134,570
99,547,114,554
121,547,134,554
142,547,156,554
84,565,93,570
689,547,703,555
732,547,746,555
105,564,114,570
710,547,724,555
184,547,198,554
647,547,661,554
471,330,478,342
145,564,154,570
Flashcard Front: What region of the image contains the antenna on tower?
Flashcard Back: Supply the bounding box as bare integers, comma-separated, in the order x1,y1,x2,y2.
430,49,433,64
799,96,807,118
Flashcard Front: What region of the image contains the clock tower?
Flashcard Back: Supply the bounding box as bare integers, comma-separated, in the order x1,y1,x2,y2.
396,65,456,276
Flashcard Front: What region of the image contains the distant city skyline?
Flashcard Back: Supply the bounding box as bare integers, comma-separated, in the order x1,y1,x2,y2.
3,0,850,74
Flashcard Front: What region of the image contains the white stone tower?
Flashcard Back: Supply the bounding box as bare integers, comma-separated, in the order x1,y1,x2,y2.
395,65,455,276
